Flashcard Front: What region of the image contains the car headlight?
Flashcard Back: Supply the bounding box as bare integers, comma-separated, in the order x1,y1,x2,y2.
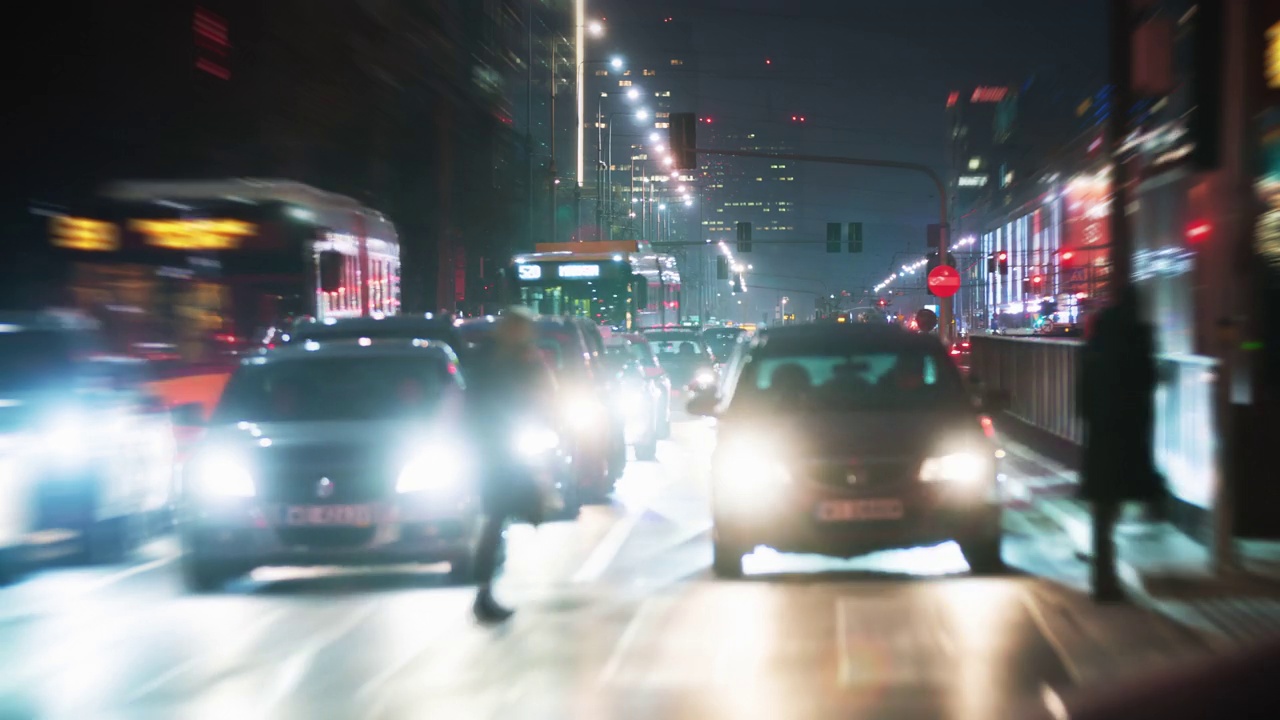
695,370,717,386
716,443,790,489
188,453,256,498
618,387,648,416
515,426,560,457
919,451,990,485
397,443,470,494
562,394,604,431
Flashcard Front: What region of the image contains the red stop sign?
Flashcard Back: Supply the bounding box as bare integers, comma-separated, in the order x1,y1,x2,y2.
927,265,961,298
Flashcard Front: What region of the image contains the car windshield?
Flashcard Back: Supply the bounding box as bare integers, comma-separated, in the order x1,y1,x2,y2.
731,348,965,413
647,334,704,359
214,356,449,423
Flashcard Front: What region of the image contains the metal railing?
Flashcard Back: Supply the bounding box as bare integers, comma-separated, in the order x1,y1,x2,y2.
970,334,1085,445
971,334,1219,508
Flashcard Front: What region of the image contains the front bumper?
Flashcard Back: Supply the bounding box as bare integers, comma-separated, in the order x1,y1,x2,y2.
713,480,1002,557
180,495,481,567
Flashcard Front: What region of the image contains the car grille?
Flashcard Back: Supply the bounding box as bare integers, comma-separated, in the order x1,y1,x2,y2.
260,469,392,504
800,459,918,491
276,527,377,549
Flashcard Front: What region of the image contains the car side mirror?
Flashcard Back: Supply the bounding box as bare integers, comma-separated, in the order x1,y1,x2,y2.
980,388,1010,414
686,391,718,417
171,402,206,427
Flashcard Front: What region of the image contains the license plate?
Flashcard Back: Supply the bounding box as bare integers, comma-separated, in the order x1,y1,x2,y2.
816,498,904,522
282,504,375,527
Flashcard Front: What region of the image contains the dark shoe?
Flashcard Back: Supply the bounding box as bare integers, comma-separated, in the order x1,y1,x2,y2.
473,589,514,624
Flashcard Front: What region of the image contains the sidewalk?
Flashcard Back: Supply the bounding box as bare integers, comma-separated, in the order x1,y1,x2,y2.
1004,439,1280,647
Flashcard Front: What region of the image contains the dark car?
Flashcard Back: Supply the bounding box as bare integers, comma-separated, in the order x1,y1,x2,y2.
618,332,672,438
602,337,663,460
176,338,489,591
0,311,176,577
689,323,1006,578
534,317,625,498
642,329,718,398
269,314,464,356
701,327,748,367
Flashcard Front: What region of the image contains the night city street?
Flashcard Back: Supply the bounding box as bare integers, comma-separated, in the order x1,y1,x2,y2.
6,0,1280,718
0,415,1221,719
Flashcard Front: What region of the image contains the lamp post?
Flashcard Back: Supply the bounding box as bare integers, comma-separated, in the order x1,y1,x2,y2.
601,108,649,240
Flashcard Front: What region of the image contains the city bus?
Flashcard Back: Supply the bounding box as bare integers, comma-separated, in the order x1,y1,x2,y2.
508,241,680,329
46,178,401,411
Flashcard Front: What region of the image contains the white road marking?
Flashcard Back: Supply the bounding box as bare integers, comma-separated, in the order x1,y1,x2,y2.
353,605,472,700
835,596,852,685
260,603,379,710
125,607,289,702
572,510,642,584
80,554,176,594
598,598,664,685
1020,591,1082,685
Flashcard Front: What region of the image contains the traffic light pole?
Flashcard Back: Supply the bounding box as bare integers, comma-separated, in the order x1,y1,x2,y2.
686,147,953,343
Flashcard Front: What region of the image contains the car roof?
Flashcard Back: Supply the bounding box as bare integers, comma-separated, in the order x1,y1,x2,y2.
752,323,941,355
249,337,460,365
286,315,456,339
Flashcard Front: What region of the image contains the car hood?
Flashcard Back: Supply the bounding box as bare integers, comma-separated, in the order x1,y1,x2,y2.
198,418,461,471
717,409,984,460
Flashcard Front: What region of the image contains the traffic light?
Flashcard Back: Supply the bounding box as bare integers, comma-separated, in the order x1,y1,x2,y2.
926,252,956,273
926,223,942,248
736,221,752,252
716,255,728,280
1031,274,1044,286
987,254,997,274
848,222,862,253
826,223,841,253
997,251,1009,275
669,113,698,170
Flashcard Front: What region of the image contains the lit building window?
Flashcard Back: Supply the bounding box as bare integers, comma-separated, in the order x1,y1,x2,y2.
670,59,684,66
656,122,669,128
618,80,632,87
594,70,609,77
659,91,671,97
643,69,656,76
656,112,669,118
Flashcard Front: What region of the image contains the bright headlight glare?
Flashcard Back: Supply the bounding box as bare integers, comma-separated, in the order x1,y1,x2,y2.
515,426,560,457
563,395,603,429
190,454,256,498
695,370,716,386
919,451,989,484
717,444,790,487
397,445,469,493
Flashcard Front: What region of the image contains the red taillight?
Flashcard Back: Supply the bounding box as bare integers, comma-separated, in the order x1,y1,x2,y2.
951,348,961,356
979,415,996,439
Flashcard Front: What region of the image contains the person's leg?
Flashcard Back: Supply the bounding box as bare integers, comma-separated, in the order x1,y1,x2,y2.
473,512,514,622
1092,499,1123,601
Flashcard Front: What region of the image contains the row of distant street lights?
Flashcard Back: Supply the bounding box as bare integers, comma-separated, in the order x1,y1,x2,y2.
586,18,694,210
872,235,977,294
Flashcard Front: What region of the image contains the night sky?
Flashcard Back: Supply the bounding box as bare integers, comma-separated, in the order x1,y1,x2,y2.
599,0,1106,319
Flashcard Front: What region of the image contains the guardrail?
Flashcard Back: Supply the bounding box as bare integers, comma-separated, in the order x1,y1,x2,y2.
969,334,1084,445
970,334,1219,512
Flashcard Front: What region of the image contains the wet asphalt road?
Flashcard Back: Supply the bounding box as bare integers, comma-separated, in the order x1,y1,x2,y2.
0,417,1212,719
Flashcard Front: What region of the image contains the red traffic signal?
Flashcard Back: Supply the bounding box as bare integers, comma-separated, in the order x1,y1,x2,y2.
997,252,1007,261
1031,275,1043,285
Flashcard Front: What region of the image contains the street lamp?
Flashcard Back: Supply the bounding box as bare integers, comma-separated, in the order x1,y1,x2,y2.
649,131,660,142
588,20,604,36
635,108,650,120
610,56,623,69
626,88,640,100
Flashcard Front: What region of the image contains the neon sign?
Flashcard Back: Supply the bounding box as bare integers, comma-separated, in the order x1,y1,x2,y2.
558,264,601,279
49,216,119,251
517,264,543,280
958,175,989,187
130,219,256,251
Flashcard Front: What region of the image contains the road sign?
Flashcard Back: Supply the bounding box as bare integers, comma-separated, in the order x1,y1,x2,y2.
915,308,938,333
926,264,961,298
